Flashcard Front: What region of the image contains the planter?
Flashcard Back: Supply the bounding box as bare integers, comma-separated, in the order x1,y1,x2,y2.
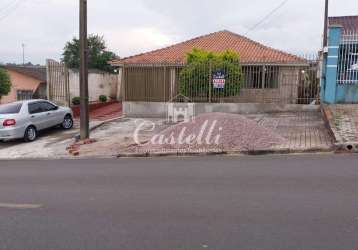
71,101,119,118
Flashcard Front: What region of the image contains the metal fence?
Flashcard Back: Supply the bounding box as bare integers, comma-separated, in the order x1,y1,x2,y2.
46,59,70,106
123,56,320,105
337,32,358,85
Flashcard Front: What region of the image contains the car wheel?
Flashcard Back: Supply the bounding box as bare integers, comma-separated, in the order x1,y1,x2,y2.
62,115,73,129
24,126,37,142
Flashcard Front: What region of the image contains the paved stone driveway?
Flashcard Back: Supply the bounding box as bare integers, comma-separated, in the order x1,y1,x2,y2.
245,112,334,151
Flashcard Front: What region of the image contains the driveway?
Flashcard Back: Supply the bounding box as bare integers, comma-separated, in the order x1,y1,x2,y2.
246,111,334,151
0,126,78,159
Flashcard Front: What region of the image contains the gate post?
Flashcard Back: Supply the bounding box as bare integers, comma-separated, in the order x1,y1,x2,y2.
208,61,212,103
323,25,343,104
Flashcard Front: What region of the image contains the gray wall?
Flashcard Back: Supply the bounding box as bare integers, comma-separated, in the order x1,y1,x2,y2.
123,101,319,118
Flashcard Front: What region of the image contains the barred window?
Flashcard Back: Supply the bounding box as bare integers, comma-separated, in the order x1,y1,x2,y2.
337,43,358,84
16,90,33,101
242,66,279,89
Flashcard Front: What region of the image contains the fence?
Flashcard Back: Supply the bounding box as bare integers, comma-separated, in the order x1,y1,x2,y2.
123,57,320,105
46,59,70,106
337,32,358,85
47,59,120,106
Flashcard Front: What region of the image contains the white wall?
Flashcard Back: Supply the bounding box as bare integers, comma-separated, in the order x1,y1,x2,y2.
69,69,118,102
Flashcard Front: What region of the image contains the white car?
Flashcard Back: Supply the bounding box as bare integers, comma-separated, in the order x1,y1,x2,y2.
0,100,73,142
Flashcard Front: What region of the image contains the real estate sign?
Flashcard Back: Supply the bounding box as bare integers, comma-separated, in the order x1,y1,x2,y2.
213,70,225,89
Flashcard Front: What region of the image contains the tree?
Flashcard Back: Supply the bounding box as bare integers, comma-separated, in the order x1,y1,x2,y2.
0,68,11,100
179,48,243,100
62,35,117,72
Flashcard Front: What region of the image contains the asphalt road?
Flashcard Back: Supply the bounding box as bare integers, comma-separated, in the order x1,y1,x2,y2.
0,154,358,250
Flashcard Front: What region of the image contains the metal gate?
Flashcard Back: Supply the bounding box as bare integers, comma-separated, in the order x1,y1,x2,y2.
46,59,70,106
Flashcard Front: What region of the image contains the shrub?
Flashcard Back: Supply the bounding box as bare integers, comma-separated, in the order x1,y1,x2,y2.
0,68,11,100
72,96,81,106
179,49,243,99
99,95,107,103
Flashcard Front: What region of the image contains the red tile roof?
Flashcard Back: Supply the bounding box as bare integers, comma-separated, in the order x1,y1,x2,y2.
329,16,358,32
2,65,46,82
111,30,306,65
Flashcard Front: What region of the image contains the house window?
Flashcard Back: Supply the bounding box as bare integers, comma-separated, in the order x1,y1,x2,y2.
16,90,33,101
242,66,279,89
265,66,279,88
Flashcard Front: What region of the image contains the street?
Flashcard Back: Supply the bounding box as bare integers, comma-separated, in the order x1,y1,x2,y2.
0,154,358,250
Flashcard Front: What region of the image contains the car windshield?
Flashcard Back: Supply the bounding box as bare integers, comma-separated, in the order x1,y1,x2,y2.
0,103,23,114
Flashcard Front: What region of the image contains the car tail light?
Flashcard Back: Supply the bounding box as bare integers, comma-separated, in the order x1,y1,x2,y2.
3,119,16,127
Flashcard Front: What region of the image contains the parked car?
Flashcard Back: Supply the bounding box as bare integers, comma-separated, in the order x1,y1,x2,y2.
0,100,73,142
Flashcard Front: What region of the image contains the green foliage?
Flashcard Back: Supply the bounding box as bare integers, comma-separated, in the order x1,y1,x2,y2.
99,95,108,103
0,68,11,98
179,48,243,98
62,35,117,72
72,96,81,106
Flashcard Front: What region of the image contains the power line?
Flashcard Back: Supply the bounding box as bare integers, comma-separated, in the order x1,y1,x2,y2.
0,0,25,22
245,0,290,35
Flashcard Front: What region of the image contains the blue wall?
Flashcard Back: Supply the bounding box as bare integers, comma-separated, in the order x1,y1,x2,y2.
322,25,358,104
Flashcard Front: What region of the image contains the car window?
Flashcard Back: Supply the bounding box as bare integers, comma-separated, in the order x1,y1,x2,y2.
28,103,43,114
40,102,57,111
0,103,23,114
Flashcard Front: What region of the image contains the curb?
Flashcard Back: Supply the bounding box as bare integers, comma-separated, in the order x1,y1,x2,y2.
74,115,126,141
321,105,343,143
117,147,335,158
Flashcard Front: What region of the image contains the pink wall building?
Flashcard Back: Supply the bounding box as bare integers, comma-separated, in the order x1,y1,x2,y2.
0,66,47,104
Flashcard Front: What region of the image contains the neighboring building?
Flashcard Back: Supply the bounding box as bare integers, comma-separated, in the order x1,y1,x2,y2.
110,30,311,114
329,16,358,33
321,16,358,104
0,65,47,104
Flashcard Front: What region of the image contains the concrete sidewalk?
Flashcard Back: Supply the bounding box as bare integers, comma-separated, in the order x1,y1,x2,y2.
323,104,358,152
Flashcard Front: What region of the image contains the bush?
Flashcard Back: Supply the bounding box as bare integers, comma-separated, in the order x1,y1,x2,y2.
0,68,11,99
99,95,107,103
179,49,243,99
72,96,81,106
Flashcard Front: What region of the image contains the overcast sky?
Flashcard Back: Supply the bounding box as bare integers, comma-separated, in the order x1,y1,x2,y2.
0,0,357,65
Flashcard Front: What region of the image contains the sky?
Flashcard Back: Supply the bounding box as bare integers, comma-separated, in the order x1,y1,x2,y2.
0,0,357,65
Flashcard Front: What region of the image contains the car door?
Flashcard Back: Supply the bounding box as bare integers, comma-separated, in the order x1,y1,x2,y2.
39,102,62,127
28,102,48,130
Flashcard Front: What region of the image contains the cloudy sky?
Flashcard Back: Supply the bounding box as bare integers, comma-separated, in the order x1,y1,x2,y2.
0,0,357,65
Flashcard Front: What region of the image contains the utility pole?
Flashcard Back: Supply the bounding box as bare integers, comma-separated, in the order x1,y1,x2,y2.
79,0,89,140
323,0,329,47
22,43,25,65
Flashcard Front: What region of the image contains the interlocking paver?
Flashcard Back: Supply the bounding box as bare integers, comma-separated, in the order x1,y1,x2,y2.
247,112,334,151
